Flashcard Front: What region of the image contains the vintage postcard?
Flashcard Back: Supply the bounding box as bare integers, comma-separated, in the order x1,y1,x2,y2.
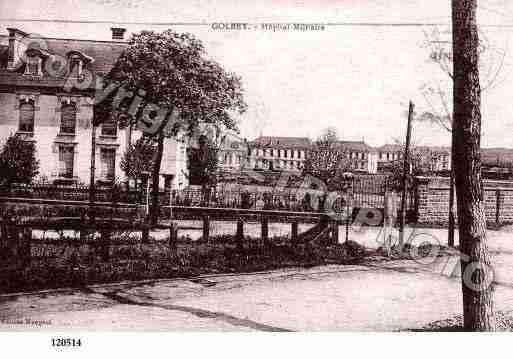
0,0,512,355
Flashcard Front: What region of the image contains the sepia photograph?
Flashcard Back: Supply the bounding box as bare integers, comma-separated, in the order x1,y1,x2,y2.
0,0,513,354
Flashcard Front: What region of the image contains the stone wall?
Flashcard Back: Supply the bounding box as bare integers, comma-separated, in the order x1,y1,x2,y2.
416,177,513,226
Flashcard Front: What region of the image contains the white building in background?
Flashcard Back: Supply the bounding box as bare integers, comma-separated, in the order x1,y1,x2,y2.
217,132,248,172
248,136,310,172
335,140,378,174
0,26,188,189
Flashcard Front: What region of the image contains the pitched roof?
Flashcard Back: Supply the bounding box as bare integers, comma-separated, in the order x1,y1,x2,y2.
335,140,374,152
0,30,126,89
376,144,404,152
481,148,513,166
416,145,451,155
251,136,311,148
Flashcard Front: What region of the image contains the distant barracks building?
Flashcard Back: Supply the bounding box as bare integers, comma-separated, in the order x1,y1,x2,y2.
0,27,188,189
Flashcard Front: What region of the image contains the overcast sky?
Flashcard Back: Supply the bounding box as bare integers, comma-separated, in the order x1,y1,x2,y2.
2,0,513,147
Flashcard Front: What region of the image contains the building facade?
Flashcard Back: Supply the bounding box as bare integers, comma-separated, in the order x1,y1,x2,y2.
248,136,310,172
0,27,188,189
217,132,248,172
335,140,378,174
376,144,451,174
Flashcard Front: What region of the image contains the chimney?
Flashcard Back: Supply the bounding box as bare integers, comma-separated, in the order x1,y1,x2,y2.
6,28,29,69
110,27,126,40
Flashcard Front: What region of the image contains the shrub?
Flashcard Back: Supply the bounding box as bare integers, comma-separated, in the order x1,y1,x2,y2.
0,133,39,186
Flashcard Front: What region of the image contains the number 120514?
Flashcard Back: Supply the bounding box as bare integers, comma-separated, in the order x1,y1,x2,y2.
51,338,82,347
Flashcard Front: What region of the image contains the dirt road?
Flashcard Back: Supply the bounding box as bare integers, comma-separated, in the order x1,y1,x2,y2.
2,227,513,331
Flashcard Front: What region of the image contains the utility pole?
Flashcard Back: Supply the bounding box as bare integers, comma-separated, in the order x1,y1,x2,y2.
89,124,97,211
398,101,414,247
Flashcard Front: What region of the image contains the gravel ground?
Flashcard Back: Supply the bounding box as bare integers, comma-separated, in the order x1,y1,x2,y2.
412,310,513,331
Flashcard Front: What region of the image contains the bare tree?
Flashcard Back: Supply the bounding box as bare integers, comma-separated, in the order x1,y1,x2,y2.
452,0,496,331
419,23,506,247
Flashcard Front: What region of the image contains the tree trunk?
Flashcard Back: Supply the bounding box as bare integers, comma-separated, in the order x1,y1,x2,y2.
150,132,165,226
452,0,496,331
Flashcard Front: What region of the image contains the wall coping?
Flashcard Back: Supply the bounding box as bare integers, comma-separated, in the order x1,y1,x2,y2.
428,186,513,192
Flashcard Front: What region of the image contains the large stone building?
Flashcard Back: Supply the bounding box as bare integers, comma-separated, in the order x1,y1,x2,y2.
248,136,310,172
0,27,188,189
335,140,378,174
376,144,451,173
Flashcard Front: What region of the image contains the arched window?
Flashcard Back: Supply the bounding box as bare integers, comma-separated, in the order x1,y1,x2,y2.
60,102,77,134
19,100,35,132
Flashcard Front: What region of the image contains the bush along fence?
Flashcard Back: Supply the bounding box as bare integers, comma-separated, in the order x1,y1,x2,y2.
0,175,393,212
415,176,513,227
0,211,363,293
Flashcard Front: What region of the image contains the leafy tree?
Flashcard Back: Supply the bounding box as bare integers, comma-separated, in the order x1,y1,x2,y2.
120,136,156,188
188,134,220,205
98,29,247,224
0,134,39,186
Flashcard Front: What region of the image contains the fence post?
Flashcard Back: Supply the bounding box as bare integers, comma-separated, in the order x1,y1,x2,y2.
20,226,32,267
496,189,502,227
236,219,244,251
261,216,269,247
100,228,111,261
203,215,210,242
291,221,298,245
141,226,150,243
169,223,177,252
331,220,339,245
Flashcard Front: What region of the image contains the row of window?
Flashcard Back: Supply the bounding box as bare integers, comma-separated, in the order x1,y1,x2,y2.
378,152,402,161
257,159,303,170
347,152,367,160
252,148,372,161
57,145,115,181
253,148,305,159
24,53,86,79
18,99,116,136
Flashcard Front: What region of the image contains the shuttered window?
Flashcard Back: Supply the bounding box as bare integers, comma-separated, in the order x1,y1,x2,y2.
100,148,116,181
101,118,117,136
25,57,41,76
60,103,77,134
58,146,74,178
19,101,35,132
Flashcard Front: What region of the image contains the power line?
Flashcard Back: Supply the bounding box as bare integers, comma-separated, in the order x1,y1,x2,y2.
2,17,513,28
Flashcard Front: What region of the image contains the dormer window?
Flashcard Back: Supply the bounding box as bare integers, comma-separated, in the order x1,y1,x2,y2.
66,51,93,79
69,56,83,78
24,55,42,77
